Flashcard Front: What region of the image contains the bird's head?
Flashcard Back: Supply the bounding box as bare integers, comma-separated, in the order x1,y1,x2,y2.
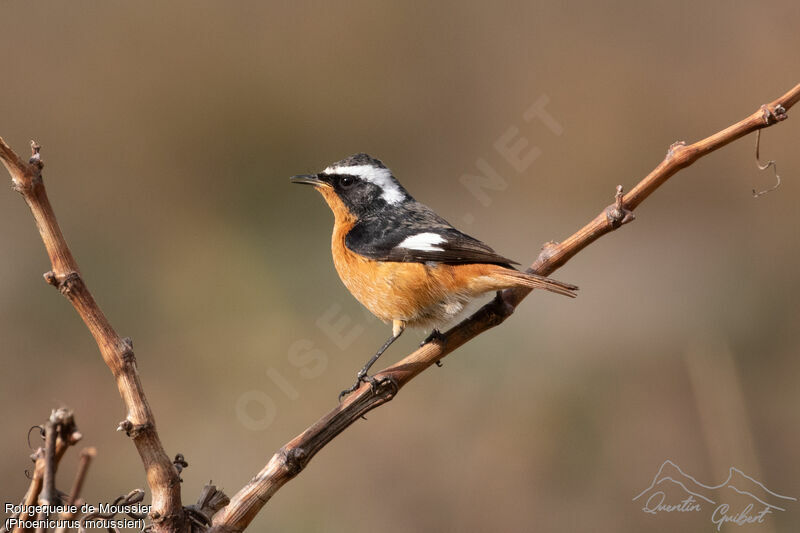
291,153,410,221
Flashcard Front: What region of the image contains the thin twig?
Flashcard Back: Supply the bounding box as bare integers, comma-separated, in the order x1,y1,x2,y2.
8,408,81,533
0,140,186,532
209,82,800,532
67,447,96,506
12,450,44,533
39,414,60,507
34,414,60,533
53,447,97,533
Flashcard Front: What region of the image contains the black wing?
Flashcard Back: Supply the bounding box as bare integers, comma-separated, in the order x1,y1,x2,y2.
344,202,518,267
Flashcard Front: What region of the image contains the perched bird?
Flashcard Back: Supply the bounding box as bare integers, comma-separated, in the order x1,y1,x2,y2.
291,153,577,399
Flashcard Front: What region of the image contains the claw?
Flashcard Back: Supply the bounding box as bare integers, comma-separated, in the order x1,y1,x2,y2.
339,374,367,402
421,330,446,367
338,388,351,403
420,329,446,347
339,373,387,402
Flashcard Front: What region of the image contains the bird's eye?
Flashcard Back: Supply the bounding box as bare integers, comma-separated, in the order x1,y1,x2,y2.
339,176,354,188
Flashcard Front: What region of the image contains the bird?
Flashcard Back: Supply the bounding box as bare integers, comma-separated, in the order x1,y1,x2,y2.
290,153,577,399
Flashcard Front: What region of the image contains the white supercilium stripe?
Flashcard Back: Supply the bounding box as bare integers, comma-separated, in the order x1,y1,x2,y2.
397,232,446,251
323,164,405,204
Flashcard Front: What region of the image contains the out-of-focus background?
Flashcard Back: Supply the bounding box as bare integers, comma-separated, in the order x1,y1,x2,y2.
1,2,799,532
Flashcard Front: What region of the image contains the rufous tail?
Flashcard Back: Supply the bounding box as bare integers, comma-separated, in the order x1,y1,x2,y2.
493,268,578,298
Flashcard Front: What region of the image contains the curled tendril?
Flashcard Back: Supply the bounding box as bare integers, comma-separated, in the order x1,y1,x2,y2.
27,425,45,449
752,128,782,198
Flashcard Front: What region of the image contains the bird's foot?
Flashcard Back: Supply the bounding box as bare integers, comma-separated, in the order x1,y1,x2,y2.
420,329,446,347
338,370,382,402
420,329,446,367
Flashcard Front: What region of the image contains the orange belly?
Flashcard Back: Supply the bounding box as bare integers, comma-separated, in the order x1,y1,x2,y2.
331,227,509,328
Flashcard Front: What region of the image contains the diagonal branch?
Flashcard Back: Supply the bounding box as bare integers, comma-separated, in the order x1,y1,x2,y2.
0,141,186,532
53,446,97,533
209,82,800,532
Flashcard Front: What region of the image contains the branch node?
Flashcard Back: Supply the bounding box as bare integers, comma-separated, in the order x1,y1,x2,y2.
43,270,83,295
67,430,83,445
173,453,189,481
29,140,44,170
762,104,788,124
59,272,82,295
536,240,560,264
280,447,307,476
375,375,399,400
116,419,152,438
121,337,136,364
667,140,686,160
43,271,58,286
604,185,635,228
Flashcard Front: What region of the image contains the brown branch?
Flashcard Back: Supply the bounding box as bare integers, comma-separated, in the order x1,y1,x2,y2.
33,413,61,533
53,446,97,533
7,408,81,533
209,82,800,532
0,142,186,532
66,447,96,507
39,413,60,508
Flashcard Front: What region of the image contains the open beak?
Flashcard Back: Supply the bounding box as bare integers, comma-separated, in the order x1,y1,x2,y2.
290,174,326,187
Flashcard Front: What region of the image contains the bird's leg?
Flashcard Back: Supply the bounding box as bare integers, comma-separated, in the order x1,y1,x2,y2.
339,321,405,401
420,329,446,367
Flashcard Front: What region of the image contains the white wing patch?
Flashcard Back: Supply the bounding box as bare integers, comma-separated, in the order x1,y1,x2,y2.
397,232,446,251
323,164,405,204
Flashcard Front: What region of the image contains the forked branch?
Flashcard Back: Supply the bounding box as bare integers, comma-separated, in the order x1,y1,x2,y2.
208,83,800,532
0,141,185,532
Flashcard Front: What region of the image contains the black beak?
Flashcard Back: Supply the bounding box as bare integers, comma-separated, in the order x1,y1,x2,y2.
290,174,325,186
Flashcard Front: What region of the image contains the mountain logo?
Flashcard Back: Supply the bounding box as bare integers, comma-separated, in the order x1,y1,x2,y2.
633,460,795,530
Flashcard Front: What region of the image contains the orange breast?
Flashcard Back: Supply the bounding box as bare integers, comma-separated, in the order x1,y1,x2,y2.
316,186,513,328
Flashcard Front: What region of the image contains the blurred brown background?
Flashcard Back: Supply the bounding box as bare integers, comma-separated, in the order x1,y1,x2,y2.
1,1,799,532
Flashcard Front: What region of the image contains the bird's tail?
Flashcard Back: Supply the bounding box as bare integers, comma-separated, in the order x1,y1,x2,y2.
492,268,578,298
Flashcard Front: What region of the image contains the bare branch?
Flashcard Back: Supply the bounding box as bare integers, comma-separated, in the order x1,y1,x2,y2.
209,83,800,532
0,141,185,532
53,446,97,533
39,412,61,508
67,447,97,507
7,408,81,533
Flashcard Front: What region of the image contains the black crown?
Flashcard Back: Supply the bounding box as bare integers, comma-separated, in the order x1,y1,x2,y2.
332,153,387,169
